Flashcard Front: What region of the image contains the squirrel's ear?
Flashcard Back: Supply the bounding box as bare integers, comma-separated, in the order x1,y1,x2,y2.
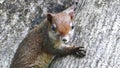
47,13,54,23
63,5,75,20
69,11,74,20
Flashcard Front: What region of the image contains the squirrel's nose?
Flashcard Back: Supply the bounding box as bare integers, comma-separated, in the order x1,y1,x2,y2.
62,38,67,42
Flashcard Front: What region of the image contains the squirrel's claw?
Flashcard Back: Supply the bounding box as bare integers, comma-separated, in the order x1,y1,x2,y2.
72,46,86,58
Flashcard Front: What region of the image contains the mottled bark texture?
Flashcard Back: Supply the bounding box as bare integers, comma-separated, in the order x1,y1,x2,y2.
0,0,120,68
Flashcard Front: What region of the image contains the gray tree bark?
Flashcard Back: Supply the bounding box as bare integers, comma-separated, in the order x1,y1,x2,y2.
0,0,120,68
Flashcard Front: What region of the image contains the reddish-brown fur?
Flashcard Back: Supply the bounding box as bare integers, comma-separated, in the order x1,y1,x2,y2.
52,13,71,36
10,9,86,68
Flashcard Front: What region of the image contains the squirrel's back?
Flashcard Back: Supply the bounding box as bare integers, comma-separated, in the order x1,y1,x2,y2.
10,19,53,68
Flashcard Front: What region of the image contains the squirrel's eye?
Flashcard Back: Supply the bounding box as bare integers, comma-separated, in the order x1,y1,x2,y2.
71,25,74,29
51,25,56,31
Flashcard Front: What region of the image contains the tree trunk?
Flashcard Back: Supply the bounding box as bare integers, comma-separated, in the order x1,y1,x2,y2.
0,0,120,68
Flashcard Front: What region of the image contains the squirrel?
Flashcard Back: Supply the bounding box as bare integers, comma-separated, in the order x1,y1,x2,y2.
10,7,86,68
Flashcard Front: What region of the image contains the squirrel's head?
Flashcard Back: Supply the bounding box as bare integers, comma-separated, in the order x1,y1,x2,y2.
47,10,75,44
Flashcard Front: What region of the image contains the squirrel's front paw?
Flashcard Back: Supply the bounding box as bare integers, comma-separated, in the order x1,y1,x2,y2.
71,46,86,58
